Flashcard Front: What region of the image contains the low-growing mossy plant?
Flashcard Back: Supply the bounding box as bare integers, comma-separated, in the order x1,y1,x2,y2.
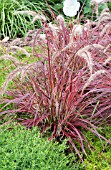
0,8,111,161
0,124,79,170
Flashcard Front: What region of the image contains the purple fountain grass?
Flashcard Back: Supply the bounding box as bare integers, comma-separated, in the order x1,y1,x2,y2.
0,10,111,161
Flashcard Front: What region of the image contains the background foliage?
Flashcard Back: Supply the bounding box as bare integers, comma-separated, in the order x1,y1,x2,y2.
0,0,111,39
0,0,58,39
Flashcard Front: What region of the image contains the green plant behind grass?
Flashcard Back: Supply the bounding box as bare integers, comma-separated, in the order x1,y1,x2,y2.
0,0,31,38
0,46,33,125
0,0,57,39
0,45,36,87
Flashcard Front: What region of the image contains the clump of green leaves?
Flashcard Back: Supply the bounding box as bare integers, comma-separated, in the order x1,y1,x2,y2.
108,2,111,11
80,0,110,19
0,124,77,170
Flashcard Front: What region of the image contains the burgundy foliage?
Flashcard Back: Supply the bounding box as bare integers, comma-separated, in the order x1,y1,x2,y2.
0,12,111,160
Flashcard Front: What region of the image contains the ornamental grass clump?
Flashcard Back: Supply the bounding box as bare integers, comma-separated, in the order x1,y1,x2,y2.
0,9,111,161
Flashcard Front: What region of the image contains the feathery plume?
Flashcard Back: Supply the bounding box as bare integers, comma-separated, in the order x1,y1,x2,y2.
14,10,46,22
82,70,106,93
9,46,30,57
0,54,21,65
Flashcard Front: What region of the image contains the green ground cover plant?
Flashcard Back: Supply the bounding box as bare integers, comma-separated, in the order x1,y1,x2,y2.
0,124,78,170
0,123,110,169
83,126,111,170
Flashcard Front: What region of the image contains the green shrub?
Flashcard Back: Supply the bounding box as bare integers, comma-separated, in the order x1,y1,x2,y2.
108,2,111,11
80,0,111,18
0,124,80,170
